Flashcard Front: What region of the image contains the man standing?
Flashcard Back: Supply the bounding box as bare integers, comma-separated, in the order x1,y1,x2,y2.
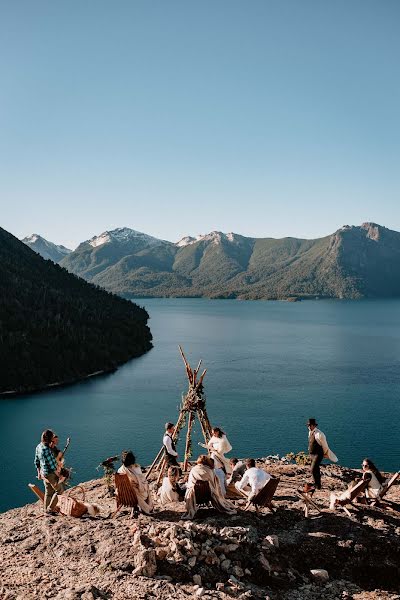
34,429,62,515
307,418,337,490
163,422,179,468
235,458,271,500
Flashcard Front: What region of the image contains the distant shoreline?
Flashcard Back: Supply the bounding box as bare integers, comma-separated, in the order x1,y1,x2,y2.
0,367,117,399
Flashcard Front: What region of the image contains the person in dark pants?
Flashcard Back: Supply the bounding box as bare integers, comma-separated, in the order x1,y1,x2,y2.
163,422,179,468
307,418,325,490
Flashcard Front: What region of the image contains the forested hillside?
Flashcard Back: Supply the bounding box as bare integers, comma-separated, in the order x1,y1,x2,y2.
60,223,400,299
0,227,152,394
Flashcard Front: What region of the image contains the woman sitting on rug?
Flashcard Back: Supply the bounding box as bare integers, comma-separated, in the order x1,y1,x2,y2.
159,466,186,505
184,455,237,519
117,450,153,514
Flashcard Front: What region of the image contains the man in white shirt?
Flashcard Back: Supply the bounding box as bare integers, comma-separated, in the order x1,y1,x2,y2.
235,458,271,500
163,422,180,469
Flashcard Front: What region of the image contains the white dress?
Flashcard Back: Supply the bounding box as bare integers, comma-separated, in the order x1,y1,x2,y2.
207,434,233,474
158,476,182,504
364,470,383,499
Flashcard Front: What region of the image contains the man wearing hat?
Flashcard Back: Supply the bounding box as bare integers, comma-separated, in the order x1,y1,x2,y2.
307,418,337,490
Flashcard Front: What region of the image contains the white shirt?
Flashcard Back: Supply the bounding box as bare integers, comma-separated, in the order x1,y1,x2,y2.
163,433,178,457
308,428,338,462
364,470,383,499
238,467,271,495
227,461,246,485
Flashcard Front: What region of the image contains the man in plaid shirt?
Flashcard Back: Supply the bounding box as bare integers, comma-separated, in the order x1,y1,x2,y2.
34,429,62,514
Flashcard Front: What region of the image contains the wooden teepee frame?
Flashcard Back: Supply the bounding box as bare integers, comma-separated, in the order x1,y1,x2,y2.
146,346,212,483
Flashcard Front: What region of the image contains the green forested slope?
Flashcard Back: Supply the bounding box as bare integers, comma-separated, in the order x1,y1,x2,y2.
0,228,152,394
60,223,400,299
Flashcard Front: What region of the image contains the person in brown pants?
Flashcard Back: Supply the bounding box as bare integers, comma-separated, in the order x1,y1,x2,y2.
34,429,63,515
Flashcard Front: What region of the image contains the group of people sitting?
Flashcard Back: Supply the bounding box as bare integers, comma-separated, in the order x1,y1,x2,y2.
35,420,388,518
117,423,275,519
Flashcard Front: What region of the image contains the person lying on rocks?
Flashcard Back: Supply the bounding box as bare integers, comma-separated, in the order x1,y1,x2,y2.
158,466,186,505
117,450,153,515
235,458,271,500
184,455,237,519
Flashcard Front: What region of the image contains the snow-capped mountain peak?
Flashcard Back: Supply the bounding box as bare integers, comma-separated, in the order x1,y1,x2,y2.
175,231,239,247
87,227,165,249
22,234,72,263
176,236,197,247
25,233,40,243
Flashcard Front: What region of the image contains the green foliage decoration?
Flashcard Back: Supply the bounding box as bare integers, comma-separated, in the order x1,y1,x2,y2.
285,451,312,466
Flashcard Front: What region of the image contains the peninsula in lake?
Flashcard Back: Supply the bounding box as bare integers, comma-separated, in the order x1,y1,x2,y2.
0,227,152,395
25,222,400,300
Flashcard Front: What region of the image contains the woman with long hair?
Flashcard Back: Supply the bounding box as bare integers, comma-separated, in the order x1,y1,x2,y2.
362,458,386,499
117,450,153,514
202,426,233,475
159,466,186,505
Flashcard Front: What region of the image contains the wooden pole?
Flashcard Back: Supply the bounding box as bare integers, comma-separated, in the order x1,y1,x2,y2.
193,360,202,385
179,345,193,385
183,412,195,471
195,369,207,392
146,446,165,479
197,410,212,444
156,457,167,486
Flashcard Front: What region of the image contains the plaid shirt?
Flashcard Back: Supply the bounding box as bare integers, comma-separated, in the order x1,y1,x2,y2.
34,442,58,476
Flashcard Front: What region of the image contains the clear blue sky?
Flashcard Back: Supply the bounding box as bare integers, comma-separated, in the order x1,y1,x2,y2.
1,1,399,249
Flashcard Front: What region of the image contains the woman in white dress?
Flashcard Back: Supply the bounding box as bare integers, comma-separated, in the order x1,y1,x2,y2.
117,450,153,514
362,458,386,499
159,466,186,505
205,427,233,475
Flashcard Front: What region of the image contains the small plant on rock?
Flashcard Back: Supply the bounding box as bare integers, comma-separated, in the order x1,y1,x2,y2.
285,451,311,466
97,455,119,497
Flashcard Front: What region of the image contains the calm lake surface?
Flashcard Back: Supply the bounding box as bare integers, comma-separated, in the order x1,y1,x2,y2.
1,298,400,512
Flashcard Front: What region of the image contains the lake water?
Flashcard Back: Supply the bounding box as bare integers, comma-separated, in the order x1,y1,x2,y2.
1,298,400,512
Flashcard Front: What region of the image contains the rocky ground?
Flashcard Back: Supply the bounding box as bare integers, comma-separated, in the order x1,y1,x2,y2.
1,462,400,600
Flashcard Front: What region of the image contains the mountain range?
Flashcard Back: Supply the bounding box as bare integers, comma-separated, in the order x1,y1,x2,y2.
22,223,400,300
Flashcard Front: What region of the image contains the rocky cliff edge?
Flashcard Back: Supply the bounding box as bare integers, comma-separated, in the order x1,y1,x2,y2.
1,463,399,600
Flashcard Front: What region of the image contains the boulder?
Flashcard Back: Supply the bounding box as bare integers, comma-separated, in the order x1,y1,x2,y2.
310,569,329,583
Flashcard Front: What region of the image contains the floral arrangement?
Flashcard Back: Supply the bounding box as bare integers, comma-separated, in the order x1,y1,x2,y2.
97,455,119,497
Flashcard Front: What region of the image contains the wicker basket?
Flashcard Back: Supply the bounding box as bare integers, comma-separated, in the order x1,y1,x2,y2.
58,485,87,518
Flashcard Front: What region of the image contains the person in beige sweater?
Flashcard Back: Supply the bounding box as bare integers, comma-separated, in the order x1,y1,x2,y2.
184,455,237,519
